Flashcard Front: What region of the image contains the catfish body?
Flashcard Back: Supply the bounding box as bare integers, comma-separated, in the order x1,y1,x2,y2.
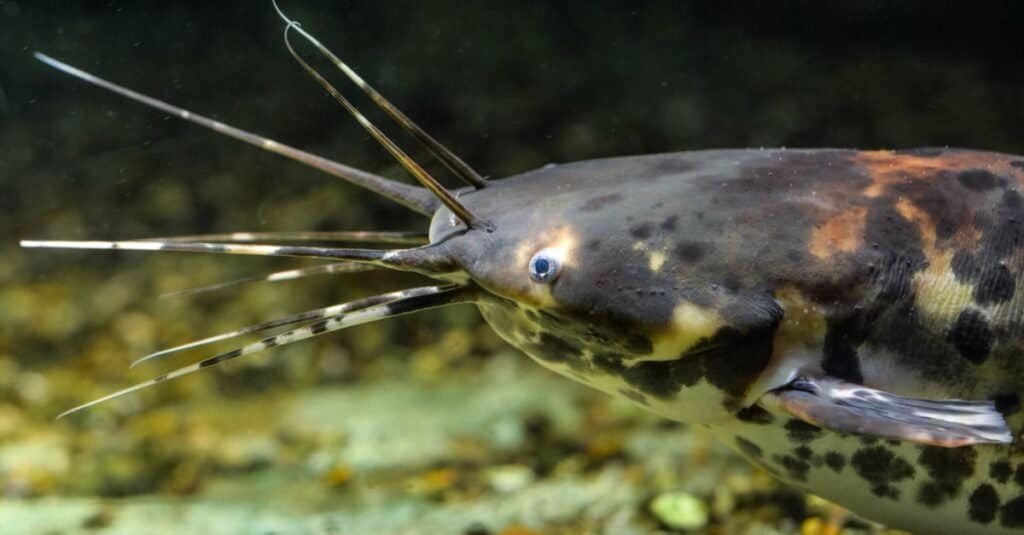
457,148,1024,533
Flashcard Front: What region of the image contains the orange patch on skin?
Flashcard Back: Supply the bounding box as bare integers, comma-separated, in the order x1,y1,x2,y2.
896,189,981,251
896,198,937,247
855,150,1020,198
895,198,986,317
809,207,868,259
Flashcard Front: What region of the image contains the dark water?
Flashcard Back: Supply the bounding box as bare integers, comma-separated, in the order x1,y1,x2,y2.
2,2,1023,534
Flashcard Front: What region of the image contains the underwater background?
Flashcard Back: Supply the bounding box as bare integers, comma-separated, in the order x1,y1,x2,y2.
2,2,1024,534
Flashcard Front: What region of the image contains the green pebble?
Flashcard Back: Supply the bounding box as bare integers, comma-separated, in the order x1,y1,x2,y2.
649,491,709,531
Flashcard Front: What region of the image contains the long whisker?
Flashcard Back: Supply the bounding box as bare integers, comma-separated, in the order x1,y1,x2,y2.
20,238,458,276
57,284,472,419
33,52,438,216
280,24,484,229
21,239,388,261
159,262,372,299
149,230,428,245
271,1,487,190
136,285,445,367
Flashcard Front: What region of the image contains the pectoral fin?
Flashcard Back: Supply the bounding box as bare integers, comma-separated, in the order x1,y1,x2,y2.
759,376,1013,448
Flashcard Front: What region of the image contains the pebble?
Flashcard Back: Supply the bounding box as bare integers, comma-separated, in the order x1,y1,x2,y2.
484,464,534,493
649,491,709,531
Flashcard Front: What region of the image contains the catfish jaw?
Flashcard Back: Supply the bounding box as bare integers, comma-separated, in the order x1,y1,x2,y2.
473,298,738,424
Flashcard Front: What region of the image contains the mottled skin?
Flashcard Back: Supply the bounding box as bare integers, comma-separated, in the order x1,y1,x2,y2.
428,148,1024,533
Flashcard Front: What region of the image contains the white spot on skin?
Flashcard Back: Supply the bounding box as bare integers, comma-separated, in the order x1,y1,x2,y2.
649,250,667,272
647,302,725,361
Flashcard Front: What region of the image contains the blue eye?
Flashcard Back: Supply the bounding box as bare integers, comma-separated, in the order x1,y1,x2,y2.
529,250,561,283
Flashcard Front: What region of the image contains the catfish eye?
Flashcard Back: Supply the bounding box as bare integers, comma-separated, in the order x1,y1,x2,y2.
528,249,562,283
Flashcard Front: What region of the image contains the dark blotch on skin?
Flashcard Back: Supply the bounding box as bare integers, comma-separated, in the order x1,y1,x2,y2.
969,484,1000,524
660,215,679,231
948,309,994,364
581,193,623,212
794,446,813,460
529,333,590,374
736,405,774,424
702,313,782,411
1005,189,1024,208
618,388,648,405
824,452,846,473
721,274,742,293
774,454,810,482
785,419,823,443
536,333,581,359
951,251,979,282
594,353,697,399
1014,465,1024,489
736,437,763,458
864,204,927,298
974,264,1016,305
916,446,977,507
624,334,654,355
629,223,653,239
873,484,900,500
821,315,865,384
601,313,779,409
1002,496,1024,528
1012,160,1024,170
980,188,1024,259
674,242,706,263
991,460,1013,484
957,169,1005,191
851,446,915,501
537,310,567,326
918,482,944,507
993,394,1021,418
